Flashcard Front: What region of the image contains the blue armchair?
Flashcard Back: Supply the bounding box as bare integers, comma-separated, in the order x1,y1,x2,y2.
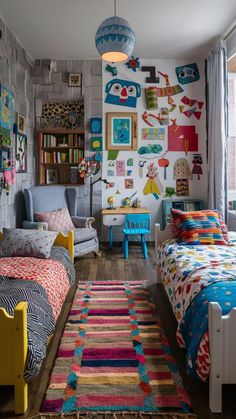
23,186,99,258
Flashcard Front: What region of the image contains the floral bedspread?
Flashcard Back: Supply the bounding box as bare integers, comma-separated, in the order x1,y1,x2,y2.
157,232,236,381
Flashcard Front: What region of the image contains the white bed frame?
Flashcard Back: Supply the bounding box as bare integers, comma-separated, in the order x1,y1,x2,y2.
154,223,236,413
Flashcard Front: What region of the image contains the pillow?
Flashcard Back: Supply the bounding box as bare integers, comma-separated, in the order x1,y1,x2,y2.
35,208,74,232
0,228,57,259
169,209,229,242
171,209,226,245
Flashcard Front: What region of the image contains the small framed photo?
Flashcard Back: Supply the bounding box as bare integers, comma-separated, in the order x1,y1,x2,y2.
17,113,26,134
106,112,138,151
68,73,81,87
46,168,58,184
125,179,134,189
15,133,27,173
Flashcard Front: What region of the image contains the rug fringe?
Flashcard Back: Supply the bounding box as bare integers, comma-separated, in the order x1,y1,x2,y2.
28,412,197,419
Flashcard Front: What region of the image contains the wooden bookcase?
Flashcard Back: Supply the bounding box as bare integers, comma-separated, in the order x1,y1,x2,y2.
38,129,85,186
162,198,204,229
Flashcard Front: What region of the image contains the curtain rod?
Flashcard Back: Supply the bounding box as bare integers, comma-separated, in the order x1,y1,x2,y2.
223,20,236,41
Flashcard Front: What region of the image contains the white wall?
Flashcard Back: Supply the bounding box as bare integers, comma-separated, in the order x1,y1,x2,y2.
102,59,207,240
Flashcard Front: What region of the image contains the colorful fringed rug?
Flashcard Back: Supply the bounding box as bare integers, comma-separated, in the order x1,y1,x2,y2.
41,282,196,418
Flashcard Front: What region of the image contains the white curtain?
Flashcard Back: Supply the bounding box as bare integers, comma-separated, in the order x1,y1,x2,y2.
207,40,228,218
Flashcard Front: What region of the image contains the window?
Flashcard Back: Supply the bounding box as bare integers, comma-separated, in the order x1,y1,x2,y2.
227,57,236,209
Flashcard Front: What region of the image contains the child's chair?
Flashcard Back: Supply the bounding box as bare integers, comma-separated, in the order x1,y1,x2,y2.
122,213,151,259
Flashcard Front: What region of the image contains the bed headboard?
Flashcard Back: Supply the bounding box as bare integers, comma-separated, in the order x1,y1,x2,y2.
0,230,74,263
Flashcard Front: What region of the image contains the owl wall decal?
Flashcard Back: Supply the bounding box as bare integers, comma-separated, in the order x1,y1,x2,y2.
105,78,141,108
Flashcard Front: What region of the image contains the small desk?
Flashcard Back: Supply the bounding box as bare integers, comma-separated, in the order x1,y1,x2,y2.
102,207,150,248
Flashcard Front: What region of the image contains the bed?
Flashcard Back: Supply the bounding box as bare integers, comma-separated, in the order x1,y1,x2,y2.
0,230,74,414
155,222,236,413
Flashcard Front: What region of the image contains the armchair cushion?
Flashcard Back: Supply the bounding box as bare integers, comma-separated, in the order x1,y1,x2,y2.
35,208,74,232
74,228,97,244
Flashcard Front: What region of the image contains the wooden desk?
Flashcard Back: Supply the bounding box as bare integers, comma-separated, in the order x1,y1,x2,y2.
102,207,150,248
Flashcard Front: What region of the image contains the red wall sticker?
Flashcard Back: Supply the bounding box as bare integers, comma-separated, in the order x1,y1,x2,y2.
168,125,198,153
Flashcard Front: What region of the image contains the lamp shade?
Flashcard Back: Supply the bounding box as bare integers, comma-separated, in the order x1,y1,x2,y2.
95,16,135,62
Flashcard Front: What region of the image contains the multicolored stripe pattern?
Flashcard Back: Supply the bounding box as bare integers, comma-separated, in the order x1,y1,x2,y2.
171,209,226,245
42,281,192,414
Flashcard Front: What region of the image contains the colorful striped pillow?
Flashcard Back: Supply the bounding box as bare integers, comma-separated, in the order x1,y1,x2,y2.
171,209,226,245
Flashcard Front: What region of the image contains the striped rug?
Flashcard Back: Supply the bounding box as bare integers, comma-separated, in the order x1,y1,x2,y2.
41,282,195,417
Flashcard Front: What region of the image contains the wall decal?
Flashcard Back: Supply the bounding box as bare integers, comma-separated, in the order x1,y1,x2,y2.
105,79,141,108
145,87,158,110
126,169,132,176
139,160,147,178
108,160,116,167
90,136,102,151
170,118,177,126
116,160,125,176
126,56,140,72
198,101,204,109
142,111,160,127
157,71,183,101
159,108,169,125
142,127,166,141
127,158,133,166
90,117,102,134
164,186,176,198
183,108,197,118
107,169,115,176
158,157,169,180
0,83,14,131
181,96,197,106
176,179,189,196
143,162,163,200
141,66,160,83
192,153,203,180
105,64,117,77
168,125,198,153
125,179,134,189
179,105,185,113
175,63,200,85
173,158,192,180
138,144,163,155
193,111,202,120
108,150,119,160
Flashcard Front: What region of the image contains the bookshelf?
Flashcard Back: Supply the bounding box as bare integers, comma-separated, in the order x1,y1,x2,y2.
162,198,204,229
38,129,85,186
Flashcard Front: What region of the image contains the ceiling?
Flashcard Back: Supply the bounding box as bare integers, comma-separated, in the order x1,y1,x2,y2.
0,0,235,60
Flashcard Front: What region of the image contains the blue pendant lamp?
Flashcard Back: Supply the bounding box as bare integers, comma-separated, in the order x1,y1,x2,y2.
95,0,135,63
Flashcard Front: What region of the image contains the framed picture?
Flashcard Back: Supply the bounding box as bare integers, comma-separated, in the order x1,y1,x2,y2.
106,112,138,151
17,113,26,134
68,73,81,87
0,147,11,172
15,133,27,173
0,83,14,131
46,168,58,184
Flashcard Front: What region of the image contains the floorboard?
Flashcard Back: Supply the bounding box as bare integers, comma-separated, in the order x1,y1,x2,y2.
1,243,236,419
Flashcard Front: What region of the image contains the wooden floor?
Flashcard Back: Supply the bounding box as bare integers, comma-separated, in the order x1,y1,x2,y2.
1,243,236,419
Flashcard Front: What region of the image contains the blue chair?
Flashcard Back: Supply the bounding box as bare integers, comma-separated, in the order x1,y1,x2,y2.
122,213,151,259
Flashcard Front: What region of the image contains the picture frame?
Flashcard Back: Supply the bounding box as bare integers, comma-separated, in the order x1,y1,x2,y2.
46,168,58,184
15,133,27,173
17,113,26,134
106,112,138,151
68,73,81,87
0,147,11,172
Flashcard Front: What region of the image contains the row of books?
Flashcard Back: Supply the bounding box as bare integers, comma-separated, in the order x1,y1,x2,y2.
42,149,84,164
42,134,84,148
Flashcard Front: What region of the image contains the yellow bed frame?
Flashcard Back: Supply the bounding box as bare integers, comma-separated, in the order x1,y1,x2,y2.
0,230,74,414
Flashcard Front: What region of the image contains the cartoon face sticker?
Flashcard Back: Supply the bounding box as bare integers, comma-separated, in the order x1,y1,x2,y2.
173,158,192,180
105,79,141,108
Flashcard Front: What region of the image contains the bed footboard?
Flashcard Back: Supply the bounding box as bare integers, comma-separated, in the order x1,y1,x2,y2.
209,302,236,413
0,302,28,414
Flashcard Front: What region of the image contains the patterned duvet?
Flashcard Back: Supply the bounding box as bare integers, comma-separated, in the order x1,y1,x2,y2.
0,246,75,381
157,232,236,381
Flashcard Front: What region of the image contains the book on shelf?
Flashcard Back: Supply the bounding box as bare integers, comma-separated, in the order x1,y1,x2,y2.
42,149,83,164
42,133,84,148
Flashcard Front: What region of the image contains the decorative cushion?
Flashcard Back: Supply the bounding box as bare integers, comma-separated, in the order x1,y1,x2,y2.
73,228,97,244
35,208,74,232
171,209,226,245
169,209,229,243
0,228,57,259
